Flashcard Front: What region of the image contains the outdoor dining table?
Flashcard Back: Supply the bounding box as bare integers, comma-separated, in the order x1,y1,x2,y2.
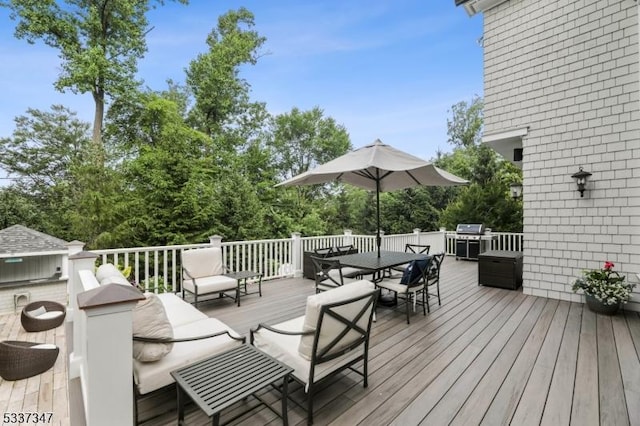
331,250,431,282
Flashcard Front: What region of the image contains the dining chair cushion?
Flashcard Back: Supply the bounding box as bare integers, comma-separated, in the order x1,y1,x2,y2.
132,293,174,362
400,259,429,285
298,280,375,360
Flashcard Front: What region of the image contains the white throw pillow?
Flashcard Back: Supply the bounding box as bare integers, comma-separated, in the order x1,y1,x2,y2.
26,306,47,317
37,311,64,320
132,293,174,362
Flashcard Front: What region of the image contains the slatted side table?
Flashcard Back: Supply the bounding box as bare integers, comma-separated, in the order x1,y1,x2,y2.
171,344,293,426
224,271,263,306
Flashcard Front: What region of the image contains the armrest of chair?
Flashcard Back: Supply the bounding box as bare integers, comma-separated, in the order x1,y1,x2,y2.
249,323,313,345
133,330,245,344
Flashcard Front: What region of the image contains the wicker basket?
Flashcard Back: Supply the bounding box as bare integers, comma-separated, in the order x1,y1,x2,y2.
21,301,67,332
0,341,59,381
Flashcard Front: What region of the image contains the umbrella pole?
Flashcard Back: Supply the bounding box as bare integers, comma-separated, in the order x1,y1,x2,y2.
376,171,381,258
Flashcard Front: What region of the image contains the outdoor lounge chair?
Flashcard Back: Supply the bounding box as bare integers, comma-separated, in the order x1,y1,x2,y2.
376,256,431,324
0,340,59,381
250,280,379,425
21,300,66,332
181,247,239,307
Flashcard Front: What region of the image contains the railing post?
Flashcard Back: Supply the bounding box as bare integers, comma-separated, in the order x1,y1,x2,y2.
65,241,86,316
209,235,223,248
291,232,303,278
440,227,448,255
413,228,421,246
343,229,353,247
77,284,145,426
68,250,98,379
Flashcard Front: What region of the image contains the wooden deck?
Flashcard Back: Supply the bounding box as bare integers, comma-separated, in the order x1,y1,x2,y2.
2,257,640,425
147,258,640,425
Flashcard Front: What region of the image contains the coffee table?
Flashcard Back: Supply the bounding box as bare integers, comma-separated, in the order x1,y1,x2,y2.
171,344,293,425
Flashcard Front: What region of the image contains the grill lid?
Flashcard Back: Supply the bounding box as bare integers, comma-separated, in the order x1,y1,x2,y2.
456,224,485,234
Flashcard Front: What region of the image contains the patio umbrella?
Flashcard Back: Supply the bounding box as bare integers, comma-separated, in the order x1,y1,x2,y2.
276,139,468,257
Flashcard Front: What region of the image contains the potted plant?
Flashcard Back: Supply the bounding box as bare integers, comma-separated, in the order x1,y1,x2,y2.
572,261,635,315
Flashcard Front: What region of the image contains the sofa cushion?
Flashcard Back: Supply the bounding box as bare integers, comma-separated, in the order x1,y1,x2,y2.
183,275,238,295
133,318,242,394
156,293,207,328
252,316,365,390
132,293,174,362
182,247,225,279
298,280,375,360
96,263,125,282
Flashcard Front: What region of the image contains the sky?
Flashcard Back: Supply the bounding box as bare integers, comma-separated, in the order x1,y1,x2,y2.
0,0,483,180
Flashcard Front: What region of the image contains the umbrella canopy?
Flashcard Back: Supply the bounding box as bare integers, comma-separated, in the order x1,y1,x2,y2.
277,139,468,257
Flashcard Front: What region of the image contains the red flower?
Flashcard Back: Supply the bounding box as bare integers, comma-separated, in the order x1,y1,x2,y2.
604,261,615,270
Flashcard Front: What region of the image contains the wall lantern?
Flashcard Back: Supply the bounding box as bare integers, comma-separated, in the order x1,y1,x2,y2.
510,182,523,199
571,167,592,197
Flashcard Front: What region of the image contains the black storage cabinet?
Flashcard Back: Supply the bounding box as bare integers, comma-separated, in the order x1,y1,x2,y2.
478,250,523,290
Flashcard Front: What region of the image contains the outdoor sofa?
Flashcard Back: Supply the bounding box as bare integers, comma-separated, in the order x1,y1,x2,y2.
94,263,245,423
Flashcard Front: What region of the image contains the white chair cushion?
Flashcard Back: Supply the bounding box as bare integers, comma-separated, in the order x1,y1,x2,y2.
32,344,57,350
156,293,207,328
299,280,375,360
182,247,225,279
183,275,238,295
251,316,364,389
132,293,174,362
377,278,424,294
133,318,242,394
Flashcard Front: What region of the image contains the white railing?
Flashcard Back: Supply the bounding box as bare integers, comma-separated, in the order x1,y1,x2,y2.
90,229,523,292
444,232,525,256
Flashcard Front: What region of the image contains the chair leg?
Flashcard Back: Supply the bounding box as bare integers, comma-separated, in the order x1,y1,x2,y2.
421,290,426,316
437,282,441,306
406,292,411,324
307,385,314,425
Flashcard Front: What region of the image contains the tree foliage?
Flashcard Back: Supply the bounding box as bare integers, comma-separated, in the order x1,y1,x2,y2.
1,0,188,147
0,7,523,249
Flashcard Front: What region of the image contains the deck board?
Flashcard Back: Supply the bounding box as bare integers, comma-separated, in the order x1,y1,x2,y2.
2,256,639,426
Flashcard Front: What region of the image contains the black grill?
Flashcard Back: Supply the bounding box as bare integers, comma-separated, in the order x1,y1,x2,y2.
455,223,487,260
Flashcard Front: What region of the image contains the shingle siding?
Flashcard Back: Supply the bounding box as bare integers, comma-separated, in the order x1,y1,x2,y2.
482,0,640,311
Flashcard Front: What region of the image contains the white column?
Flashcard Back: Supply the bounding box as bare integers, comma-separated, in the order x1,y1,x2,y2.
68,251,98,379
291,232,303,277
77,285,144,426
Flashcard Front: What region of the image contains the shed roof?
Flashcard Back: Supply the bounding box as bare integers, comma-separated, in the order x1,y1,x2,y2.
0,225,68,257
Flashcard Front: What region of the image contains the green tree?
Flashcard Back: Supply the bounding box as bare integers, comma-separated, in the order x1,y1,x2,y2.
267,106,352,235
1,0,188,148
186,7,266,139
437,96,523,232
0,105,104,240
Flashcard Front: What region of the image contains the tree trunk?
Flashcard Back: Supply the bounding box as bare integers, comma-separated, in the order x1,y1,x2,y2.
91,88,105,165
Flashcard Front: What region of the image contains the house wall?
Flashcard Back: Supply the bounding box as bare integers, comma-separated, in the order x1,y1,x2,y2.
482,0,640,311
